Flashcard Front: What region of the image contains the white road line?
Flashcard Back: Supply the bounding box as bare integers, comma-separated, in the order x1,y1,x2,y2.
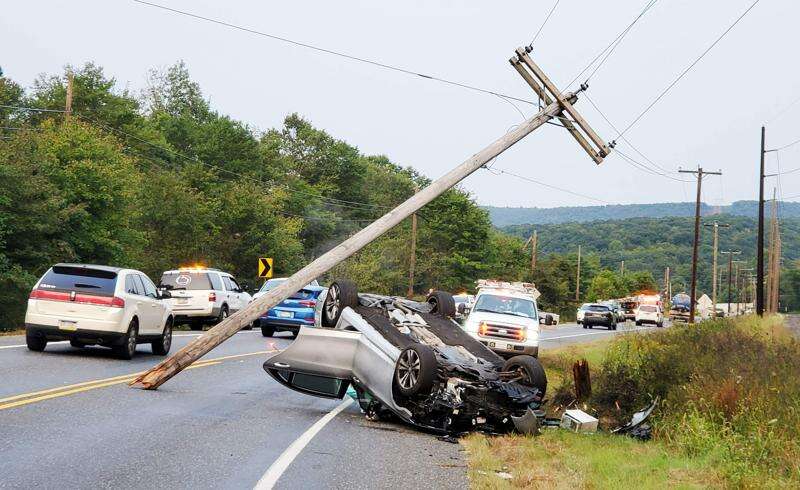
254,398,354,490
541,326,651,341
0,340,68,349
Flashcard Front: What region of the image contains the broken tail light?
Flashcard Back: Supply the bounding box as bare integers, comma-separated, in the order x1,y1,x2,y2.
209,292,217,302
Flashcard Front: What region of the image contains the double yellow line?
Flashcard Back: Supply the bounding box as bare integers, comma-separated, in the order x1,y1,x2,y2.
0,350,271,411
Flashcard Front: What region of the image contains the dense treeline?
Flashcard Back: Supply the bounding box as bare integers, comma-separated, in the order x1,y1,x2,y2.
505,215,800,311
0,62,528,330
486,201,800,226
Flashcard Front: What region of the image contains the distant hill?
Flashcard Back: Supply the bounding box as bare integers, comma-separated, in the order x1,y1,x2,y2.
485,200,800,226
502,214,800,295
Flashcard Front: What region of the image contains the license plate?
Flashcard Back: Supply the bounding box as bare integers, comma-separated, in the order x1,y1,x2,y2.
177,298,188,305
277,311,293,319
58,320,77,331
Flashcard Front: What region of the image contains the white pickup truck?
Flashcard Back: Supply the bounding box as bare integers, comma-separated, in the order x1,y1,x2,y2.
463,280,550,358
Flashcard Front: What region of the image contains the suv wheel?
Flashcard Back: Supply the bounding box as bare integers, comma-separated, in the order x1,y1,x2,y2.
504,355,547,397
114,321,138,360
152,319,172,356
261,324,275,337
26,332,47,352
427,291,456,318
322,280,359,328
216,305,229,324
394,344,436,397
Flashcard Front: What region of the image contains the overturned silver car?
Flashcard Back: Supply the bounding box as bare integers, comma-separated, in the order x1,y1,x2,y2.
263,280,548,434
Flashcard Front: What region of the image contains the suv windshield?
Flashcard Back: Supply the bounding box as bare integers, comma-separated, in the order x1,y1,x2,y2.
38,266,118,296
473,294,536,319
259,278,286,292
159,272,212,291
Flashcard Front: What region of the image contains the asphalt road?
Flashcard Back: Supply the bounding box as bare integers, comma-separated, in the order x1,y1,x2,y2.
0,320,659,489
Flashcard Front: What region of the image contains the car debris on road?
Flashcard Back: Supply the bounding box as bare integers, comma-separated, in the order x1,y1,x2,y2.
263,280,548,436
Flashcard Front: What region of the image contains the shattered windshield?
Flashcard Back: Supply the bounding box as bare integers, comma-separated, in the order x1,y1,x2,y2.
473,294,536,319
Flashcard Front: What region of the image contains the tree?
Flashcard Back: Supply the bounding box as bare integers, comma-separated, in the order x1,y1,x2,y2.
586,270,625,302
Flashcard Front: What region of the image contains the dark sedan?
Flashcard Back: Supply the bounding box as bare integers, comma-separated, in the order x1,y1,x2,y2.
582,304,617,330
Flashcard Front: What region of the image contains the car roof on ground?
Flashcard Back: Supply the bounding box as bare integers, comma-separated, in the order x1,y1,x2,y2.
54,263,124,273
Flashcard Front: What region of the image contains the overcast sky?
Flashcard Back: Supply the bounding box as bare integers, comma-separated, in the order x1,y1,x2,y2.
2,0,799,208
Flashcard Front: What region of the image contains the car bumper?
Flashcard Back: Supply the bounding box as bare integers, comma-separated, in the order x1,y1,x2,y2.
25,323,127,346
24,311,124,334
259,317,314,331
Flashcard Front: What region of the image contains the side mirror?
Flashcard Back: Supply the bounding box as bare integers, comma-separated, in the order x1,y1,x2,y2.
545,314,553,326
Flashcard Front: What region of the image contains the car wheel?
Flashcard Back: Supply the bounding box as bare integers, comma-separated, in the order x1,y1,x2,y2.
114,321,138,360
657,322,664,328
322,280,359,328
582,324,587,329
152,318,173,356
26,332,46,352
427,291,456,318
588,324,593,329
611,324,617,331
394,344,436,397
70,340,84,348
261,324,275,337
290,329,299,339
503,355,547,398
216,305,229,324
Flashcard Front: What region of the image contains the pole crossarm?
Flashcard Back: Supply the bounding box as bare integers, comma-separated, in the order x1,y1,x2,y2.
510,47,610,164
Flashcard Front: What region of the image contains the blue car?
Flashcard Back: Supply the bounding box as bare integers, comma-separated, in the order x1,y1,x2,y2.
254,278,323,338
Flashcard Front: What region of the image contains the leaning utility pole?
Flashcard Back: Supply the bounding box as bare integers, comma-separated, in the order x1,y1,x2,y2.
575,245,582,301
679,167,722,322
130,46,611,390
757,126,766,315
704,221,730,318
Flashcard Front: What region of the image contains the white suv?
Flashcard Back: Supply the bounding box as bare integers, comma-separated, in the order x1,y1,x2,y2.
24,263,174,359
463,280,543,357
159,268,252,330
635,304,664,327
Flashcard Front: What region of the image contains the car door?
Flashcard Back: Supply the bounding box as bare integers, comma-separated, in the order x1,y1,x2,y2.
221,276,240,312
139,274,166,334
228,276,250,310
126,274,154,334
263,327,360,399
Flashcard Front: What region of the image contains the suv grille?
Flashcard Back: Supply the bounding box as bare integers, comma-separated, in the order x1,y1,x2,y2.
480,323,524,341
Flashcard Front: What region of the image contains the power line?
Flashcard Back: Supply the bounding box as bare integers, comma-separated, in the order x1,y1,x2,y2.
565,0,659,89
617,0,762,138
130,0,536,106
483,166,611,204
766,135,800,152
529,0,561,48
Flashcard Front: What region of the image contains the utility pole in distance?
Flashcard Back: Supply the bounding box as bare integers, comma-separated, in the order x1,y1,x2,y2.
721,250,741,314
65,71,74,123
679,166,722,323
575,245,582,302
704,221,730,318
733,259,744,315
531,230,538,274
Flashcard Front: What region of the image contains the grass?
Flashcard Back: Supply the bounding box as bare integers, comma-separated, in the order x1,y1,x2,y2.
463,315,800,488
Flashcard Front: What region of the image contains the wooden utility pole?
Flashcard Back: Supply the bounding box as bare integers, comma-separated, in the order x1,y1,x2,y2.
721,250,741,314
757,126,766,316
704,221,730,318
130,47,611,390
733,260,744,315
575,245,582,301
530,230,538,274
679,167,722,322
620,260,625,277
407,188,419,298
65,71,74,123
766,189,781,313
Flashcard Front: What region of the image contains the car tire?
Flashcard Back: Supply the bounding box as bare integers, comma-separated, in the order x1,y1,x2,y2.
657,322,664,328
70,340,84,348
611,324,617,331
216,305,229,325
114,321,138,360
503,355,547,398
582,324,587,329
588,324,593,329
290,329,299,339
322,280,359,328
152,318,173,356
243,322,253,331
427,291,456,318
26,332,46,352
394,344,437,397
261,324,275,337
